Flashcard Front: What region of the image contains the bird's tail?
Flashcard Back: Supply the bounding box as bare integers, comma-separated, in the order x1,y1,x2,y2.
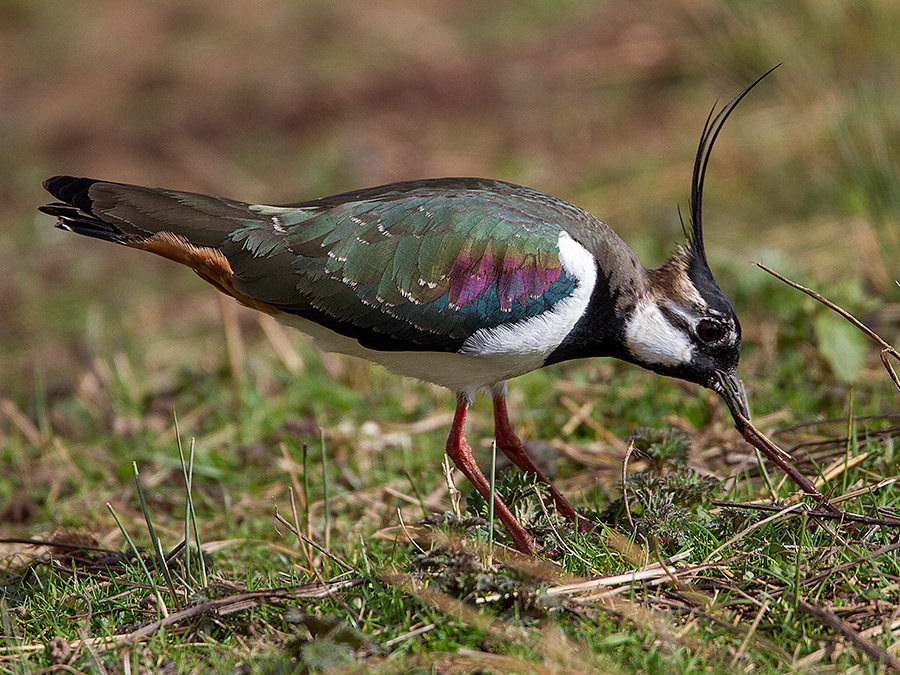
39,175,256,249
39,175,273,309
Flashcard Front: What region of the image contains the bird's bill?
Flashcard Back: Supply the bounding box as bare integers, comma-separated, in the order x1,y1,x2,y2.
713,370,750,430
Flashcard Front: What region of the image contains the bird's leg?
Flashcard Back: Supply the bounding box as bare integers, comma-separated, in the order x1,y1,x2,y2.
445,394,538,555
491,386,593,534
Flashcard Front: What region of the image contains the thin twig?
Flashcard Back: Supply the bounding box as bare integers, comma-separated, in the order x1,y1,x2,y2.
710,500,900,527
789,594,900,672
734,412,839,513
622,441,635,530
757,262,900,392
881,350,900,391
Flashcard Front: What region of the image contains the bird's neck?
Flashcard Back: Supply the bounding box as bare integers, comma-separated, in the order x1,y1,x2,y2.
543,257,649,367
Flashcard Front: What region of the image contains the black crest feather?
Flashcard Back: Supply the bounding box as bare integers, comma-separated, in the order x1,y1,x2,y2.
687,66,780,262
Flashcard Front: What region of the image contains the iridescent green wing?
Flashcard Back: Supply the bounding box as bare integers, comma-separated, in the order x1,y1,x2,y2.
224,179,583,351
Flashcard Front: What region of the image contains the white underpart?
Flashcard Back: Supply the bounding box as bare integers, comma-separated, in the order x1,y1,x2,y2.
273,231,597,400
623,299,693,367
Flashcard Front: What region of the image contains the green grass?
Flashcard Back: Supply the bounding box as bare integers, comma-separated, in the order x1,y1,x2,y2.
3,0,900,672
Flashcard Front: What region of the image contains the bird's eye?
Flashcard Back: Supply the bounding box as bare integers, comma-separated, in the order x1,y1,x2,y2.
696,319,725,343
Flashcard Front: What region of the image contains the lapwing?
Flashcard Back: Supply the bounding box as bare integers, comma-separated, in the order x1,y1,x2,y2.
40,76,769,555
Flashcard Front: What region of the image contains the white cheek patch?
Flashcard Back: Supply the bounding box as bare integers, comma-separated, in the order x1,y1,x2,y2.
624,299,693,367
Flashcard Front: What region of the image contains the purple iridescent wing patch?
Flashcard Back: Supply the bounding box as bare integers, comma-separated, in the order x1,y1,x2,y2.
448,250,563,311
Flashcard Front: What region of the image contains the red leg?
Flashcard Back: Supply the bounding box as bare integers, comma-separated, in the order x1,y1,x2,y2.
492,391,593,534
445,396,538,555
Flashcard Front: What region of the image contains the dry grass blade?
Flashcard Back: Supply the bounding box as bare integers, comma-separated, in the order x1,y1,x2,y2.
815,449,871,488
833,476,899,504
257,314,304,373
757,262,900,391
442,455,462,519
218,294,245,387
381,623,437,648
543,549,692,598
0,398,43,446
272,505,354,572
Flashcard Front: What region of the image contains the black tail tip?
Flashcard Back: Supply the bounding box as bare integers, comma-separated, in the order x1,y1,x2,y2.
40,175,126,241
42,175,100,212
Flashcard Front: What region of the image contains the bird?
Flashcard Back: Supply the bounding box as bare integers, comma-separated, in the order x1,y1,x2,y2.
39,76,766,556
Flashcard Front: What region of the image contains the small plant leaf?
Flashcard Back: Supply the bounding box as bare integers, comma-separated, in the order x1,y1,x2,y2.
814,313,868,382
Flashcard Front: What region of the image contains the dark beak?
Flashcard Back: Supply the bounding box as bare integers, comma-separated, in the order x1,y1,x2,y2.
713,370,750,430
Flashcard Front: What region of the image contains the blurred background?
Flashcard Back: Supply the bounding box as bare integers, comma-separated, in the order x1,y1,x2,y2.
3,6,899,667
2,0,899,511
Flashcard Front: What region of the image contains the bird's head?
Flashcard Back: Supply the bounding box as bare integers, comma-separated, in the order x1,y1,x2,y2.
622,245,747,427
628,244,746,424
620,71,777,426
